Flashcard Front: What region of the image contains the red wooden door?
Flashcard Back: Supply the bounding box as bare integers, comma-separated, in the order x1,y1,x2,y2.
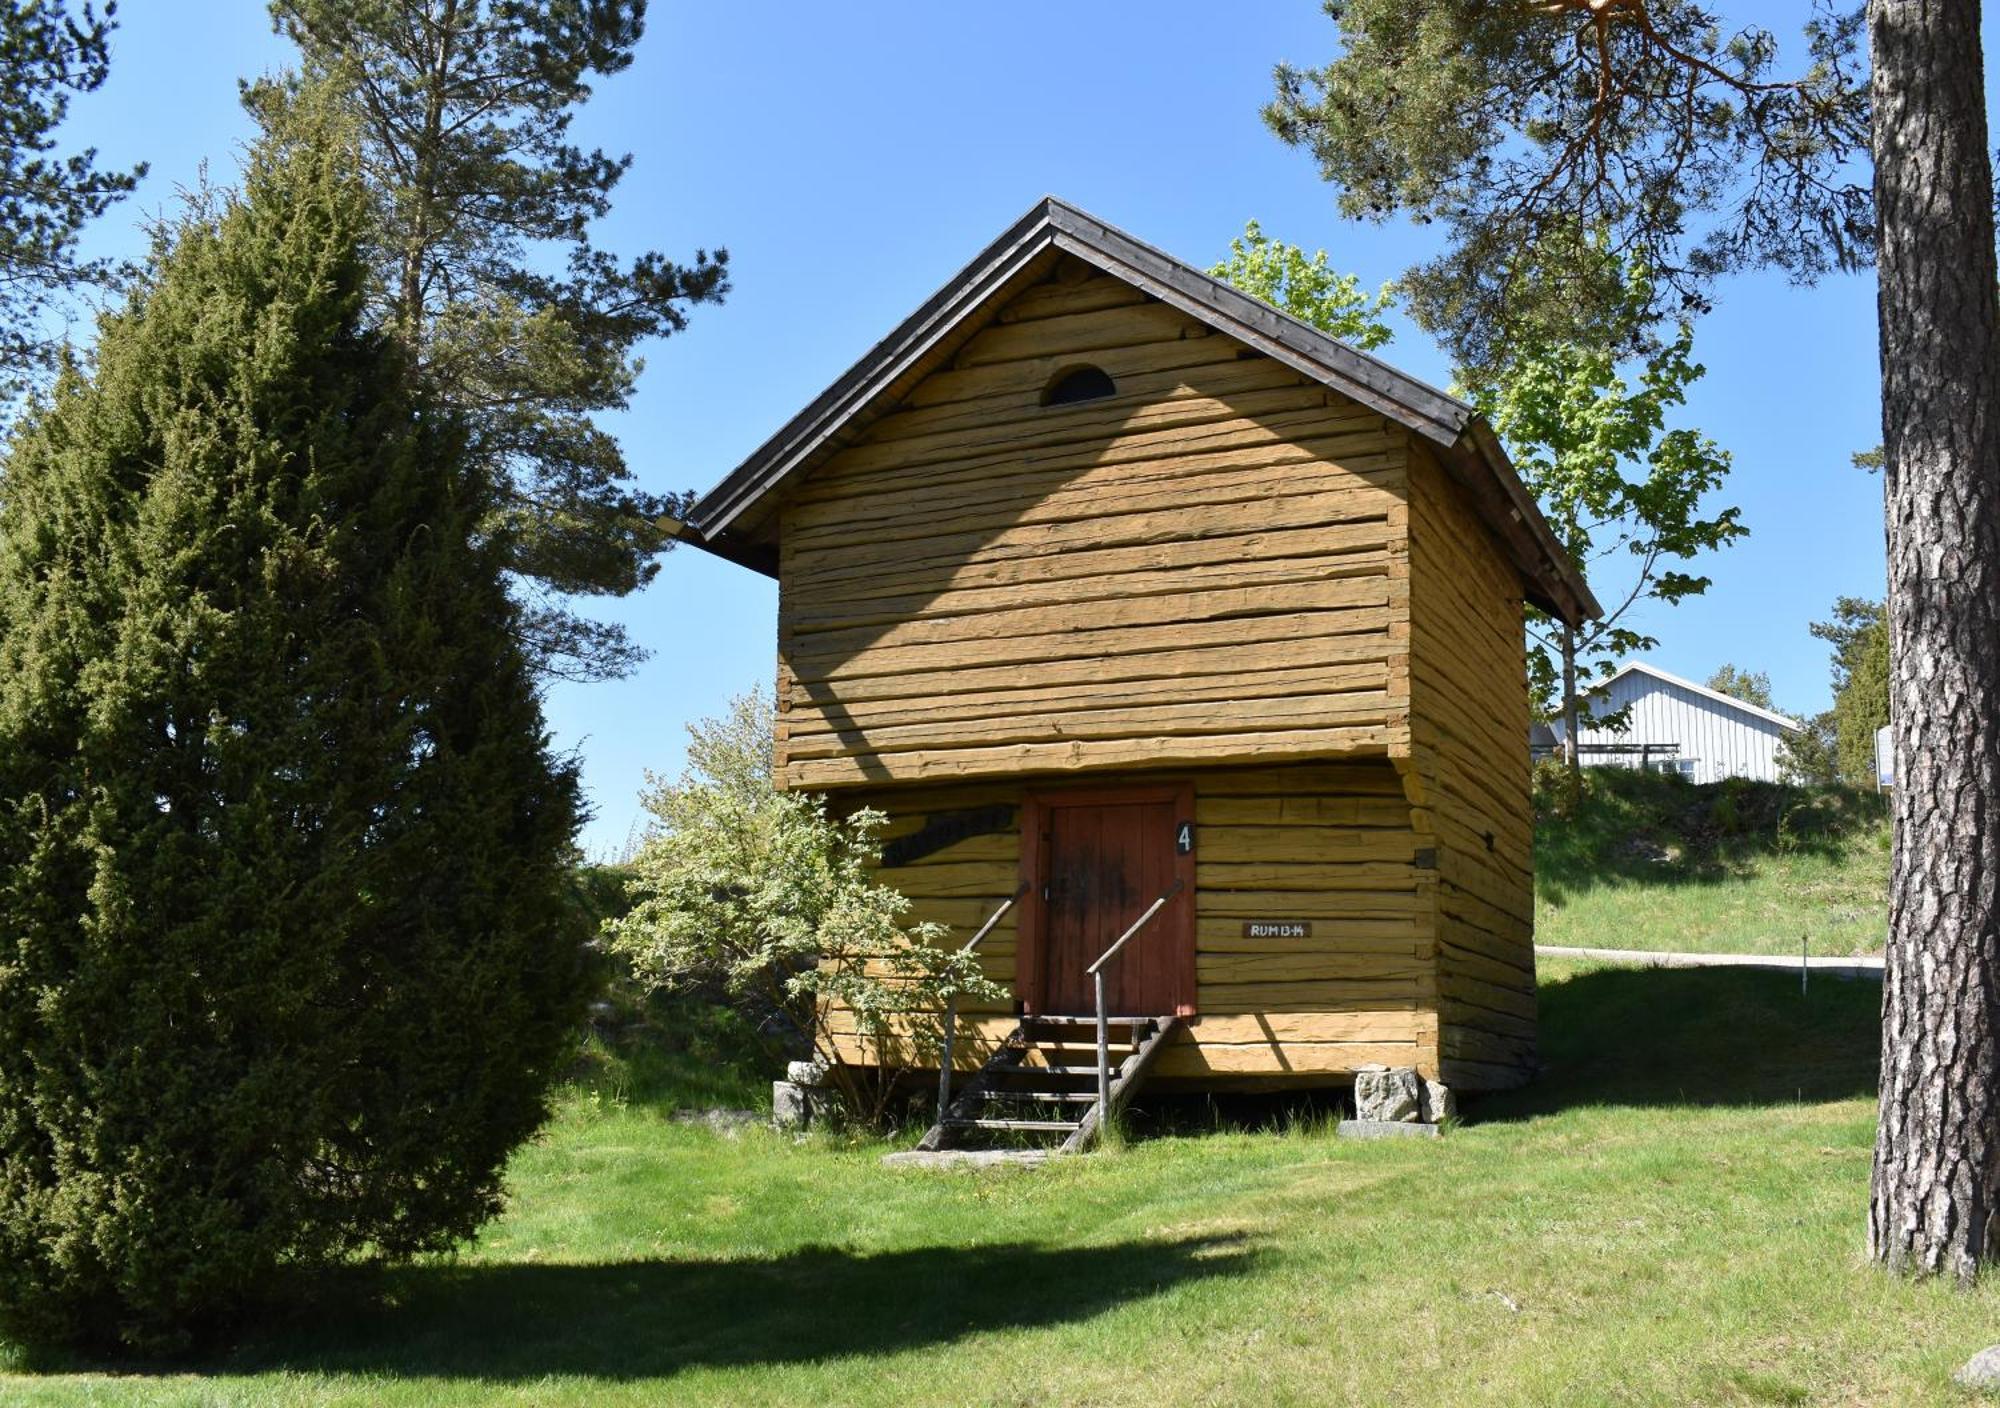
1025,786,1194,1016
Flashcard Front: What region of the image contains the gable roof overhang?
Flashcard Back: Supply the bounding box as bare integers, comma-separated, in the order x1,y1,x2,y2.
683,197,1602,626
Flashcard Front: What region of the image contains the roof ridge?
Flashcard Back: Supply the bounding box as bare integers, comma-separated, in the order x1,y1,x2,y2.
1601,661,1802,730
684,195,1600,625
1036,198,1476,427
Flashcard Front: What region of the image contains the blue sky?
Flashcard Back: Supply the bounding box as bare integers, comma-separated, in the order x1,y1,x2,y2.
63,2,1909,855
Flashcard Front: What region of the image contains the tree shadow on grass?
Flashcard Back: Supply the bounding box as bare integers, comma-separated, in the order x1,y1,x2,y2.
1471,964,1881,1123
207,1235,1255,1383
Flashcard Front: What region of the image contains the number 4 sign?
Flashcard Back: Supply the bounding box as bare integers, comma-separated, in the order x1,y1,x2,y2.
1175,821,1193,855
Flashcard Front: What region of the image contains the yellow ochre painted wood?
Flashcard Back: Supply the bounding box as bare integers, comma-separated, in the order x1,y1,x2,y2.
746,262,1554,1090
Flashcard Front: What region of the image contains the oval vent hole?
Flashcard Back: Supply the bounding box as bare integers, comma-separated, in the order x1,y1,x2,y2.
1040,365,1117,407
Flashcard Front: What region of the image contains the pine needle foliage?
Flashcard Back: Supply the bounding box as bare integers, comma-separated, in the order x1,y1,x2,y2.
249,0,732,682
0,0,146,407
0,104,587,1351
1266,1,1871,369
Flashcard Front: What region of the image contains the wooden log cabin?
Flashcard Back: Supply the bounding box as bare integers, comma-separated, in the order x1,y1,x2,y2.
680,198,1599,1126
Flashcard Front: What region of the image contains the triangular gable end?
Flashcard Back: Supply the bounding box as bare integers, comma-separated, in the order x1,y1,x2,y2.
1588,661,1803,733
685,197,1601,626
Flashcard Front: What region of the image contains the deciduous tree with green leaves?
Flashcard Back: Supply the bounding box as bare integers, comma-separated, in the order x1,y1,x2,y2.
248,0,730,681
0,0,144,406
1215,229,1743,799
1462,269,1742,794
606,690,1002,1127
0,107,587,1350
1265,0,1997,1279
1708,664,1776,710
1208,220,1395,350
1779,709,1843,785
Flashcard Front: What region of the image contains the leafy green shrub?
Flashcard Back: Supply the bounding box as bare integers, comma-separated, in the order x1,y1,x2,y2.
1709,785,1743,835
0,111,586,1351
1530,756,1574,812
1535,764,1889,903
606,690,1003,1126
565,864,774,1113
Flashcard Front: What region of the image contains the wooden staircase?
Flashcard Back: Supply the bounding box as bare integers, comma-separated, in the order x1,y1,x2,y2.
917,1014,1181,1155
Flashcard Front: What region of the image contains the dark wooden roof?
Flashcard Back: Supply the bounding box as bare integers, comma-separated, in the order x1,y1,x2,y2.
684,197,1601,625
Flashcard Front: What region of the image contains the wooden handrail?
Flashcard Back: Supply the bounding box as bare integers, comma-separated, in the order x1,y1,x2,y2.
1087,879,1184,975
937,883,1028,1120
1087,880,1184,1131
962,882,1028,953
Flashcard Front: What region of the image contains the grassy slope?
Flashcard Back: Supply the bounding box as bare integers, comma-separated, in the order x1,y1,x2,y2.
6,959,1992,1407
1535,769,1891,957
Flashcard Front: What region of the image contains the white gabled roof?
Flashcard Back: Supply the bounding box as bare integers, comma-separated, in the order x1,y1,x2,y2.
1590,661,1802,732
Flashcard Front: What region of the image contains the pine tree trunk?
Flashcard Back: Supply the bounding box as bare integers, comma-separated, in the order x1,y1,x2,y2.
1867,0,2000,1280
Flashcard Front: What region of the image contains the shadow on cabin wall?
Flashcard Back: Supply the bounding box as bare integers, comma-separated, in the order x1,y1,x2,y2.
776,255,1410,789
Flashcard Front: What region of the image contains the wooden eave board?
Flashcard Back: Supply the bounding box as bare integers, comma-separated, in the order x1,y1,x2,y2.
686,196,1599,626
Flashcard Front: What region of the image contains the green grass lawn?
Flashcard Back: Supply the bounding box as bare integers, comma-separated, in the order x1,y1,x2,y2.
6,959,1993,1406
1536,770,1891,957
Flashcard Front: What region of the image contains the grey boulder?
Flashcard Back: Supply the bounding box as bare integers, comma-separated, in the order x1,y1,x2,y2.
1353,1065,1424,1123
786,1058,833,1087
771,1079,812,1132
1956,1345,2000,1391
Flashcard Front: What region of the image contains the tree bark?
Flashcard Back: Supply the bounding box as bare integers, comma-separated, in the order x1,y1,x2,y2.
1867,0,2000,1280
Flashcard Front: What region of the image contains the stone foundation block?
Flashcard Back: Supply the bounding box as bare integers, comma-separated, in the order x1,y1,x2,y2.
1337,1119,1442,1140
1353,1065,1424,1123
772,1079,812,1132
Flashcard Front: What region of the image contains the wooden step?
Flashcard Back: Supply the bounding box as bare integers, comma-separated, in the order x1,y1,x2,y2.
1014,1063,1122,1077
1023,1015,1155,1031
948,1117,1083,1133
915,1012,1180,1155
1007,1069,1125,1083
1058,1014,1184,1156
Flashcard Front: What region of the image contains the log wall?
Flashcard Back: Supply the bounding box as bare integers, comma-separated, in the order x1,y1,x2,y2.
775,263,1410,791
1404,443,1539,1088
824,762,1432,1082
776,260,1544,1090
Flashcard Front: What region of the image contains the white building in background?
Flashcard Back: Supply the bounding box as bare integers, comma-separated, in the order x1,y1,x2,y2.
1536,660,1803,784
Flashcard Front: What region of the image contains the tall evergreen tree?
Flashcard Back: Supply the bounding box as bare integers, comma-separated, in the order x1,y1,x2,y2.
0,0,145,405
1812,596,1891,784
247,0,730,681
1266,0,2000,1283
0,101,586,1349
